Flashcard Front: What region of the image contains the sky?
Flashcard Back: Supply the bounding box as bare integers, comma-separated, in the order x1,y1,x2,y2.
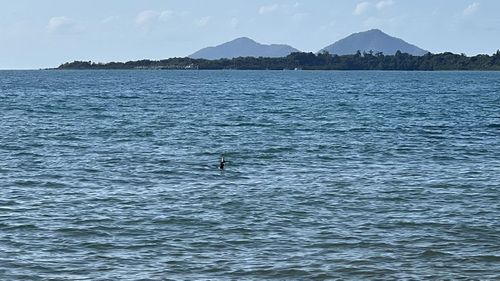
1,0,499,69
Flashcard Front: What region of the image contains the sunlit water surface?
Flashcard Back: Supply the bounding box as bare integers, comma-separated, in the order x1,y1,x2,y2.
1,70,499,280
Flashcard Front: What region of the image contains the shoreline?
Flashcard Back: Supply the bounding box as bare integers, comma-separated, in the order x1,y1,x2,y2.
55,51,500,71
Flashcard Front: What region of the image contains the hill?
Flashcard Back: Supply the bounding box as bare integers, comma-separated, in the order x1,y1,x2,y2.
189,37,299,59
321,29,428,56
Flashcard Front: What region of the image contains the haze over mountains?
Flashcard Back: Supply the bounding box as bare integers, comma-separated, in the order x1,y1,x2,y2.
321,29,428,56
189,29,428,59
189,37,299,60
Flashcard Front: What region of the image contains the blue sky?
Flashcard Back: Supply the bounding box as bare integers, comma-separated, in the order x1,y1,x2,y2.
1,0,499,69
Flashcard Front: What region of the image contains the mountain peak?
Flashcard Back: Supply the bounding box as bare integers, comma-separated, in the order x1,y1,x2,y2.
189,37,299,60
232,37,256,42
321,29,428,56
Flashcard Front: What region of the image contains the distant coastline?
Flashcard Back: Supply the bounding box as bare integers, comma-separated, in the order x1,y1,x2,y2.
56,51,500,71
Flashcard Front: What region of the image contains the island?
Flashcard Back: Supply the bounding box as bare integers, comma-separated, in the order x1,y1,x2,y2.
57,50,500,71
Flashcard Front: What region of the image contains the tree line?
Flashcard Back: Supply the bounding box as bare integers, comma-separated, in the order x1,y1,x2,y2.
57,50,500,71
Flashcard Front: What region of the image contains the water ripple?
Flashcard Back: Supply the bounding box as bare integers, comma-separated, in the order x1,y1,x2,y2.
0,70,499,280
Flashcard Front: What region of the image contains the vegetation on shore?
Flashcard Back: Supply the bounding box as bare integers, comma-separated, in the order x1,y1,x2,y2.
57,50,500,71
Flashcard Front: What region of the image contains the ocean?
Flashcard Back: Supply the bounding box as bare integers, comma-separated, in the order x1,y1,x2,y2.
1,70,499,280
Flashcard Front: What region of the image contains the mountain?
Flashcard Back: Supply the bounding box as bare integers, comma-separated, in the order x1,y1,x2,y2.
189,37,299,59
321,29,428,56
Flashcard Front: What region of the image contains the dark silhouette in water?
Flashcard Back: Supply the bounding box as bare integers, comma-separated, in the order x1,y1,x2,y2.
219,156,226,170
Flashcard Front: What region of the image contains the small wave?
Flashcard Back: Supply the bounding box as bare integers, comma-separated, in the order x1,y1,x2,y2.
348,127,370,132
472,255,500,262
152,215,219,227
235,122,273,127
56,227,112,237
258,146,296,154
13,180,39,187
229,268,312,279
10,151,44,157
4,223,42,231
39,181,70,188
420,249,451,258
486,123,500,129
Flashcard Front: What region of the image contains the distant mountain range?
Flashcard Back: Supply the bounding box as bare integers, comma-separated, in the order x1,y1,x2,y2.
189,37,299,59
189,29,428,59
321,29,428,56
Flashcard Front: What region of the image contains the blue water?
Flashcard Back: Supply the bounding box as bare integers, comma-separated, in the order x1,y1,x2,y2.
1,70,499,280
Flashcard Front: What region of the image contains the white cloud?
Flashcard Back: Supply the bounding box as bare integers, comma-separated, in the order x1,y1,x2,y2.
194,16,211,27
159,10,174,21
292,12,308,22
463,2,480,16
353,2,372,15
101,16,119,24
376,0,394,10
47,16,80,33
259,4,279,15
230,17,239,27
258,3,303,19
135,10,174,26
135,10,160,26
